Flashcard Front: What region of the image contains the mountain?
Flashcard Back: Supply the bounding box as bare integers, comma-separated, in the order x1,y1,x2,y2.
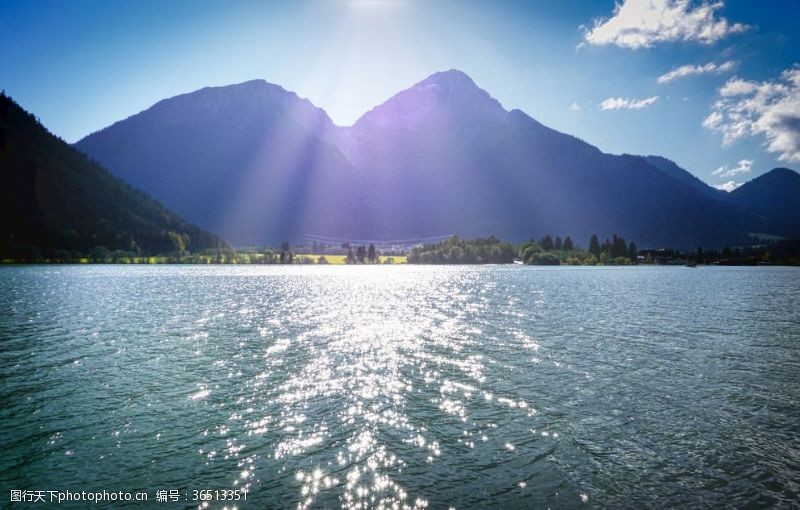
330,70,513,239
0,93,225,259
334,70,785,246
75,70,798,248
729,168,800,222
77,80,365,246
642,155,726,200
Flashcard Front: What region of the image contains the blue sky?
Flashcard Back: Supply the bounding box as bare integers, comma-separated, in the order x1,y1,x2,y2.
1,0,798,189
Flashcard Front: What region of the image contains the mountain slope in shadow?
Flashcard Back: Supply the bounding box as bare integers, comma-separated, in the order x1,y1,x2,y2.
0,93,225,258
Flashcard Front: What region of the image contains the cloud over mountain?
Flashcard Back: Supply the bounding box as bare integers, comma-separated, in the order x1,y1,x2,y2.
583,0,747,50
713,180,742,192
704,66,800,163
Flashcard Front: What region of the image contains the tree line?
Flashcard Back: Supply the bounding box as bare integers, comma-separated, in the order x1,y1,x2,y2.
642,240,800,266
8,231,800,266
520,234,637,265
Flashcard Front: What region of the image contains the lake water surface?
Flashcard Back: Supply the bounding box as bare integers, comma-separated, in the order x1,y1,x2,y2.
1,265,799,508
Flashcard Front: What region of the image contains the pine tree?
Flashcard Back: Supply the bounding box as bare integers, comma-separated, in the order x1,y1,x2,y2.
612,234,627,258
554,236,563,251
589,234,600,257
628,241,638,261
563,236,574,251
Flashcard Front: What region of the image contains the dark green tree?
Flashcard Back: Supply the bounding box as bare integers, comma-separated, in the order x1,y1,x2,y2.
611,234,627,258
90,246,110,260
563,236,574,251
628,241,638,261
521,242,540,263
589,234,601,257
540,235,554,251
602,238,612,257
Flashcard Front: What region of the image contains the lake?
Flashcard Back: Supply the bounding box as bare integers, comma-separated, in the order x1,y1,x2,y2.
1,265,799,508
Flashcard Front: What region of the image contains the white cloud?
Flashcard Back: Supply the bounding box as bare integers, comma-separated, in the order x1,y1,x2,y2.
702,110,723,128
657,60,736,83
704,65,800,163
719,78,758,96
599,96,660,110
569,102,581,112
711,159,753,177
583,0,748,50
713,180,742,192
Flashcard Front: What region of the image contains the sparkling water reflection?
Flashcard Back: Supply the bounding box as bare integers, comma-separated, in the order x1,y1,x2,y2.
1,265,799,508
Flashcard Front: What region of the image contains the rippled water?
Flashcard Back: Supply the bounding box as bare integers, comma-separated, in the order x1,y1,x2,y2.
1,265,799,509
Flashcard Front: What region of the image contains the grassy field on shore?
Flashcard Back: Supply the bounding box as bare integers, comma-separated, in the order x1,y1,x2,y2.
294,254,407,264
1,253,408,264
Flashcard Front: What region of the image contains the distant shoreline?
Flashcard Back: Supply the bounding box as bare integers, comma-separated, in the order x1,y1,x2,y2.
2,262,797,267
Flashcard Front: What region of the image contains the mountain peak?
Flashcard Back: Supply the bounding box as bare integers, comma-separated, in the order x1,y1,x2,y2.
411,69,494,101
183,78,300,104
733,167,800,191
728,166,800,222
213,78,289,95
78,77,334,144
419,69,476,86
764,167,798,178
350,69,505,131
